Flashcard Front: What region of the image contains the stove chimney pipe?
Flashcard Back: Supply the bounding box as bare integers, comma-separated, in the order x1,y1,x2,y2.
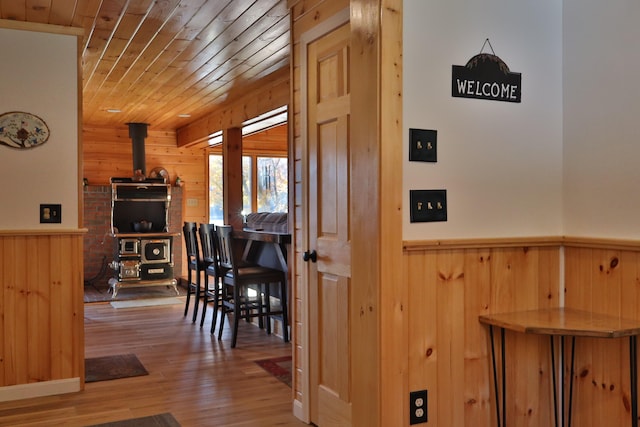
127,122,148,176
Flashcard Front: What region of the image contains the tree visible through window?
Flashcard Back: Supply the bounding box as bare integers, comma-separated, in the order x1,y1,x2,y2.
208,154,224,225
257,157,287,212
209,154,287,224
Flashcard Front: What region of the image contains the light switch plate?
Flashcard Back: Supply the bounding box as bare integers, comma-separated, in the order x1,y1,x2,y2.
409,128,437,162
410,190,447,222
40,204,62,223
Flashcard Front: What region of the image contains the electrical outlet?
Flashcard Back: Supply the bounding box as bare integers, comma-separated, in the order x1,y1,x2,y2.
410,190,447,222
410,389,428,424
40,204,62,223
409,128,437,162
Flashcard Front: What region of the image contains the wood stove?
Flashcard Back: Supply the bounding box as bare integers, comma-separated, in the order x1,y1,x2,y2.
108,177,179,297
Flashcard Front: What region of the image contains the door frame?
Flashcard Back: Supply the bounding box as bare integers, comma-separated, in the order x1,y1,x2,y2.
297,7,350,423
295,1,405,424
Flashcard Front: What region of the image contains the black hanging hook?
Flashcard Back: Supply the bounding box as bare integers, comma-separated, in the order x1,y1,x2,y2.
480,38,496,55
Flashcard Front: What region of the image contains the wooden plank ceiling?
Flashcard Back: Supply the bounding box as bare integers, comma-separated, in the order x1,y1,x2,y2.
0,0,290,131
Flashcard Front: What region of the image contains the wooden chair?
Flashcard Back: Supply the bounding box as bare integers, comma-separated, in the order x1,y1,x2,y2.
198,223,223,332
216,225,289,348
182,221,206,323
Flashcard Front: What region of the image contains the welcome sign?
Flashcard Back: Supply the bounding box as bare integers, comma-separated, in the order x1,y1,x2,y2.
452,46,521,103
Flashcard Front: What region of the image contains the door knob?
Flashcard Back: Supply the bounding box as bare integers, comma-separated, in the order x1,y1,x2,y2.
303,250,317,263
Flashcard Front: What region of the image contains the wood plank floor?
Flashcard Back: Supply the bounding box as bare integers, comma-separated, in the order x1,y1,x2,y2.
0,299,307,427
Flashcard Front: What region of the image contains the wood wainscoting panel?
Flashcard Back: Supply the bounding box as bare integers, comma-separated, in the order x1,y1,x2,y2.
564,246,640,427
0,232,84,394
404,244,561,427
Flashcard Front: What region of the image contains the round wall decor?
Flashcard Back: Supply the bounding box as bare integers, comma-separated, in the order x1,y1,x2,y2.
0,111,50,149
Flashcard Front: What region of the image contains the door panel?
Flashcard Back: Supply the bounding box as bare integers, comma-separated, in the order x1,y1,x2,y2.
308,22,352,426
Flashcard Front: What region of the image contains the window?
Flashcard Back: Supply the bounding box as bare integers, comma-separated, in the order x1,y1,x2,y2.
257,157,288,212
242,156,252,215
208,106,288,223
208,154,287,224
208,154,224,225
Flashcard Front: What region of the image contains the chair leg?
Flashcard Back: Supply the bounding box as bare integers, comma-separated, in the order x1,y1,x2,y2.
218,284,228,341
232,299,241,348
257,286,265,330
199,275,209,328
217,306,226,341
265,283,272,335
183,270,192,317
191,270,201,323
280,280,289,343
210,280,220,335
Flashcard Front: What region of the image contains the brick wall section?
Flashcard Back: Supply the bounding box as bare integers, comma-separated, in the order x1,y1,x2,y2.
83,185,183,288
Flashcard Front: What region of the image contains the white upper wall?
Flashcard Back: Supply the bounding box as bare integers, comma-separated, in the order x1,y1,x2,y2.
563,1,640,239
403,0,563,239
0,26,79,230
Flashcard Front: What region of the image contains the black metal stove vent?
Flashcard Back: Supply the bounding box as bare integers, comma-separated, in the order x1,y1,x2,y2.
127,122,148,176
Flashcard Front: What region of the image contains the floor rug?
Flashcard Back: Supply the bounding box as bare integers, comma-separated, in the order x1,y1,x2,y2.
110,297,183,309
86,413,180,427
255,355,292,387
85,354,149,383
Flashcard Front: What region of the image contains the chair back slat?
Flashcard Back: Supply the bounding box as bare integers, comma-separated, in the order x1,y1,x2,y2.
215,225,235,271
182,222,199,264
198,223,216,263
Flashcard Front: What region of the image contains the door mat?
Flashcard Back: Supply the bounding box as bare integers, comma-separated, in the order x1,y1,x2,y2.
85,354,148,383
110,297,183,309
255,355,292,387
86,412,180,427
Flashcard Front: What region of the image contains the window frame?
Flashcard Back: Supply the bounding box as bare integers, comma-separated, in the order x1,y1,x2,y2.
207,149,288,223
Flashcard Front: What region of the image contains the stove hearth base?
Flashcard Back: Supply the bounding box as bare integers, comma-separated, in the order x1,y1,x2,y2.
108,277,179,298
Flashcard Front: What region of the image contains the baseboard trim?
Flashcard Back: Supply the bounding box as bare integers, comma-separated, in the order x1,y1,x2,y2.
0,378,81,402
293,398,308,423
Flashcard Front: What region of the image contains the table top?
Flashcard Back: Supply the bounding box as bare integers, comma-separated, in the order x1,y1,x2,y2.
479,308,640,338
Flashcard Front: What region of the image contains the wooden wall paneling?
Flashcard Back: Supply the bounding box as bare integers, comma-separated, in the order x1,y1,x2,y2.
175,68,290,147
379,0,405,426
406,250,438,425
0,233,84,391
27,235,49,383
0,237,5,385
290,0,347,42
350,0,387,424
222,127,243,230
435,249,466,426
463,249,492,426
594,249,623,427
563,246,640,427
83,126,206,225
404,244,561,427
619,250,640,425
292,22,305,408
51,235,68,379
6,236,26,385
243,125,289,154
564,247,595,427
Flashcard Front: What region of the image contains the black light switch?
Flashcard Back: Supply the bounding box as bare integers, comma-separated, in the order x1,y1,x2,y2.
410,190,447,222
409,128,437,162
40,204,62,223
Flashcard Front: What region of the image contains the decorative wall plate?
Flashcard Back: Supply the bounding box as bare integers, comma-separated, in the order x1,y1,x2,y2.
0,111,50,149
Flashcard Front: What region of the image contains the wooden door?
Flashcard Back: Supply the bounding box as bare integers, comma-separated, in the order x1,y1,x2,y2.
306,22,352,426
